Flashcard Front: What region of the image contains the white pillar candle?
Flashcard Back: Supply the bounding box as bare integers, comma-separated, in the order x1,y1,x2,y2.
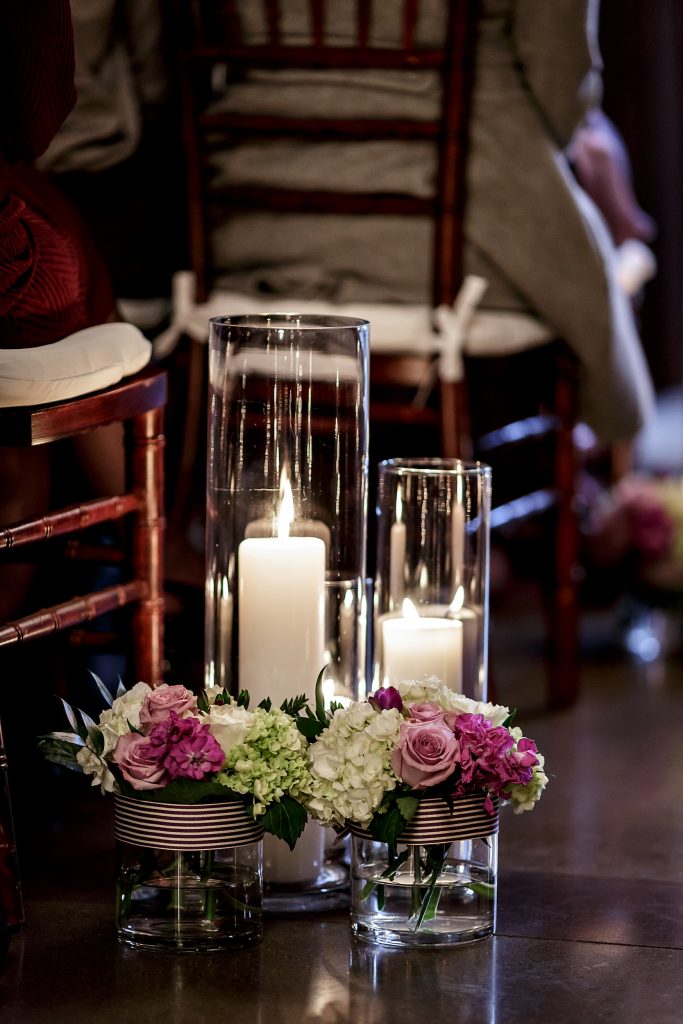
238,473,327,887
447,605,481,699
381,603,463,689
238,535,326,708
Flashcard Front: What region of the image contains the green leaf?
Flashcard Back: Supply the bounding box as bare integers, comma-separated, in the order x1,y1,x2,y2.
135,779,233,804
260,796,307,850
396,795,419,823
279,693,308,717
295,715,326,740
314,667,327,722
87,727,105,756
38,736,84,771
257,697,272,712
370,804,407,851
197,690,210,714
237,690,250,709
88,670,115,708
465,881,495,900
127,719,144,735
503,708,517,729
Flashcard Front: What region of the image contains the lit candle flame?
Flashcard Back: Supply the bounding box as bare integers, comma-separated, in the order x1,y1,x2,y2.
448,586,464,614
277,469,294,539
396,488,403,523
402,597,420,623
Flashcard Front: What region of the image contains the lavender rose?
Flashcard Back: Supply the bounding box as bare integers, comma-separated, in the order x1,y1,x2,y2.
139,684,198,728
408,701,445,723
391,720,459,789
113,732,168,790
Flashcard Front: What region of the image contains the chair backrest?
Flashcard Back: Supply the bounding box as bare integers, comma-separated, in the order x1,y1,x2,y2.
174,0,477,307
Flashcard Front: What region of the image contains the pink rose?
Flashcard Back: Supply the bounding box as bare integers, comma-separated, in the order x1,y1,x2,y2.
113,732,168,791
408,701,445,723
139,684,198,728
391,720,459,789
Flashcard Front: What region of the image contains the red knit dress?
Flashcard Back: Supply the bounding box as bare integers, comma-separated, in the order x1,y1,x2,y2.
0,0,114,348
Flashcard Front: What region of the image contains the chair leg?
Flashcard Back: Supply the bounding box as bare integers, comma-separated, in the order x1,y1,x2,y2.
546,355,580,708
129,407,166,687
439,379,472,459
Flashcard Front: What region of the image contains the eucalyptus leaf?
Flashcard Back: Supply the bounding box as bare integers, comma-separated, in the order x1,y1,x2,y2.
59,698,82,737
78,708,98,734
88,670,115,708
42,730,85,747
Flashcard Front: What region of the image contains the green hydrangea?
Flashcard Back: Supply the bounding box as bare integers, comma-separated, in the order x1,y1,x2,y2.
216,706,311,815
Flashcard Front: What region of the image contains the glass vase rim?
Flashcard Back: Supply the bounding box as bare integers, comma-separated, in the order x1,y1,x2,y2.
378,457,491,478
208,313,370,330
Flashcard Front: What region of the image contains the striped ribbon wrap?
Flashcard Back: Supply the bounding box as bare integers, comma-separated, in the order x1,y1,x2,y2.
350,792,499,845
114,795,264,850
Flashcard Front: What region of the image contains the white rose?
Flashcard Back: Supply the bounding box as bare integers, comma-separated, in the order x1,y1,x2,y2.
207,703,253,756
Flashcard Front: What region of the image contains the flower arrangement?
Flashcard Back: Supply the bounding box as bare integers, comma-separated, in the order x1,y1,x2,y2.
39,678,312,849
587,473,683,594
303,678,547,931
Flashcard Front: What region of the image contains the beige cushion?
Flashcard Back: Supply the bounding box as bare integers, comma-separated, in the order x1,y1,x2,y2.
0,323,152,408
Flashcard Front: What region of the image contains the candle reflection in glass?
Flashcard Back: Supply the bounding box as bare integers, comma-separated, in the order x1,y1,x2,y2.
374,460,491,702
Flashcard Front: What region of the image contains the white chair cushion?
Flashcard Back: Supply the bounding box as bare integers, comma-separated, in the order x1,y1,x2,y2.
0,323,152,408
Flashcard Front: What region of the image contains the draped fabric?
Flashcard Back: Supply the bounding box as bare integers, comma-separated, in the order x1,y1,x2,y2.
0,0,114,348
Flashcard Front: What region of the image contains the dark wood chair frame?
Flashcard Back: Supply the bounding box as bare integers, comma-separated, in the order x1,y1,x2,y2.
171,0,581,707
0,368,167,688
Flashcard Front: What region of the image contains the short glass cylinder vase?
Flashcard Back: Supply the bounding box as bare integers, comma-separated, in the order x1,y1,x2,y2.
373,459,492,700
114,796,264,953
350,794,498,948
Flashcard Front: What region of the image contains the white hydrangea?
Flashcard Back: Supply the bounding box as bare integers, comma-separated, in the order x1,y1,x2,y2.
97,681,151,756
306,704,402,828
397,678,510,726
76,744,117,793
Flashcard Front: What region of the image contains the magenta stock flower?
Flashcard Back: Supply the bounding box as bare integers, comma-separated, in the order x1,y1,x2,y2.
147,712,225,781
391,720,459,788
369,686,403,713
449,713,539,807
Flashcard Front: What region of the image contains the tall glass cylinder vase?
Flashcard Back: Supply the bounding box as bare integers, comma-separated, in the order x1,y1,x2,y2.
373,459,491,700
205,314,369,907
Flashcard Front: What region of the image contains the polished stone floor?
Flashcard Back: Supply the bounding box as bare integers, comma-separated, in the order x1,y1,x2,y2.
1,596,682,1023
